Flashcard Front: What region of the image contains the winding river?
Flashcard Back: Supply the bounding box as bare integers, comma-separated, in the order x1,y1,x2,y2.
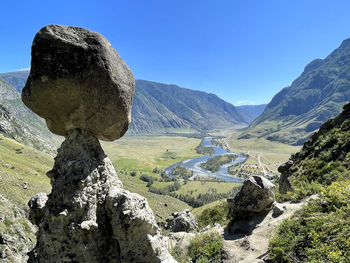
164,137,246,183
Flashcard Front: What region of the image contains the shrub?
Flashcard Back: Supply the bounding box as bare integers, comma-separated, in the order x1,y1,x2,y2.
269,179,350,263
188,232,225,263
197,203,229,229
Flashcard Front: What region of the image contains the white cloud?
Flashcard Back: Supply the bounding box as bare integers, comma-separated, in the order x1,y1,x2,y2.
15,68,30,72
235,100,255,106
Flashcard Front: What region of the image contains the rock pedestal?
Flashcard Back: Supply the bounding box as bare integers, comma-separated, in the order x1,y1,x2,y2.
28,130,175,263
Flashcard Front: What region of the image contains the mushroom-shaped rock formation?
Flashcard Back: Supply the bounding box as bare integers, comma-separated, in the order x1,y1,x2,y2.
22,24,134,141
24,25,175,263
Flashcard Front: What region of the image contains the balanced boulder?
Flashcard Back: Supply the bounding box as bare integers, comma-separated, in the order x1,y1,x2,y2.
22,24,134,141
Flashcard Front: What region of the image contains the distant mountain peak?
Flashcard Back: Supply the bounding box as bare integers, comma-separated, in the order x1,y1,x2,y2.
340,37,350,48
242,37,350,145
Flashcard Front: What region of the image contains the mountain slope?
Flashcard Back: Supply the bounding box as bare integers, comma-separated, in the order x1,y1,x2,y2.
1,70,248,135
0,76,60,152
236,104,266,123
241,38,350,145
131,80,247,133
281,100,350,199
0,69,30,93
269,101,350,263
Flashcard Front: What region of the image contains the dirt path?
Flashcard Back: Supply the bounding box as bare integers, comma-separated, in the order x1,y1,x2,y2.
257,153,267,176
221,197,316,263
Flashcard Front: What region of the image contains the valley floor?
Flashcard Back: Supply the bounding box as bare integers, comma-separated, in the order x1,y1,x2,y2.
217,129,300,179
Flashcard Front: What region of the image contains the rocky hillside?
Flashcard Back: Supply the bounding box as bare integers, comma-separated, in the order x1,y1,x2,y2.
131,80,247,133
236,104,266,123
268,101,350,262
241,38,350,145
0,69,29,93
1,70,248,135
279,100,350,199
0,77,59,153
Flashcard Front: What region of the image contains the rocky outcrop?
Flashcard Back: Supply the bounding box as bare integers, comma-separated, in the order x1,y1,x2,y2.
22,25,135,141
0,195,36,263
277,160,294,194
28,130,175,263
227,176,276,234
28,192,48,226
166,209,198,233
24,25,175,263
228,176,275,217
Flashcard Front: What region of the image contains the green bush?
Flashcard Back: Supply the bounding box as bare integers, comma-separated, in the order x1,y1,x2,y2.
197,203,229,229
188,232,225,263
269,179,350,263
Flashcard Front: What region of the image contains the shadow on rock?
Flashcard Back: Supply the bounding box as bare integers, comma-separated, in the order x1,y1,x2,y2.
225,175,276,239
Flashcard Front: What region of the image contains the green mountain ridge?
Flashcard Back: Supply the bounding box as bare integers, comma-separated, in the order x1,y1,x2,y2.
0,70,29,93
269,101,350,262
241,37,350,145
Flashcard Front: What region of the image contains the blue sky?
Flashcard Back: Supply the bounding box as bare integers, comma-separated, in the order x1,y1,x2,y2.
1,0,350,105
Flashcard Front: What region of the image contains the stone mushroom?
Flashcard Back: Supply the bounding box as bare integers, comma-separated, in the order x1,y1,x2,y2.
24,25,175,263
22,24,134,141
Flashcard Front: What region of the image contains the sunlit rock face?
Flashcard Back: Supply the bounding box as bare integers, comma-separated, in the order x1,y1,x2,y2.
22,24,134,141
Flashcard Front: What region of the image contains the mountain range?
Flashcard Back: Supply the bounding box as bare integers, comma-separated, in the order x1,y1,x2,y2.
130,80,248,134
235,104,266,123
241,38,350,145
0,70,255,148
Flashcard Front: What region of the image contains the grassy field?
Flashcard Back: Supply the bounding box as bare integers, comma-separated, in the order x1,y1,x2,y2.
151,180,240,197
102,136,202,174
0,135,52,208
0,135,191,220
1,131,295,221
176,181,239,196
117,172,191,221
192,199,226,216
226,133,300,155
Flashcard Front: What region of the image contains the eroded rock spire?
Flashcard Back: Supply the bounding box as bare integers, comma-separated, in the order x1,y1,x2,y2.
23,24,175,263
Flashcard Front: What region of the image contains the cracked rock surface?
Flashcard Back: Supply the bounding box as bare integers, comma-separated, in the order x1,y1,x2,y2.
28,129,175,263
22,24,135,141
